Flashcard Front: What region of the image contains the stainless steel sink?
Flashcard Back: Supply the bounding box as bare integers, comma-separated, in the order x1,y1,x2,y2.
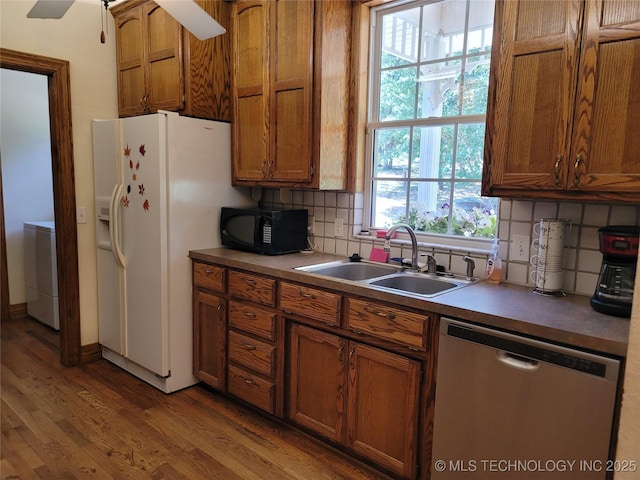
295,260,401,281
366,272,468,296
295,259,475,298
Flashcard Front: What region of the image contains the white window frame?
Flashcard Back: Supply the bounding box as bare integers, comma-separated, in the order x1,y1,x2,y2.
363,0,496,251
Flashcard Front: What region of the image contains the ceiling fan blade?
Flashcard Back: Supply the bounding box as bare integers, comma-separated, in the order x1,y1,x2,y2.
154,0,226,40
27,0,75,19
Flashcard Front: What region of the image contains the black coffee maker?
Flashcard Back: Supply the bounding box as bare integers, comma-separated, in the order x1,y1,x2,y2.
590,225,639,318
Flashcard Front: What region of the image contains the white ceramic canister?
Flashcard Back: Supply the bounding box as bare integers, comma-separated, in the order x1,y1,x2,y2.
531,219,570,293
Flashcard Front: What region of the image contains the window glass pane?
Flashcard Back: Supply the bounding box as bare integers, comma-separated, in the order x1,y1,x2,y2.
468,0,495,53
373,127,411,177
379,67,417,121
420,1,467,62
455,123,485,179
402,182,452,234
369,0,497,239
381,7,421,67
452,182,497,238
418,60,462,118
371,180,408,228
461,54,491,115
413,126,453,179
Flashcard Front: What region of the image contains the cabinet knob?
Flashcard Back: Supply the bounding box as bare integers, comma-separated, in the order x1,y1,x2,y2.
554,155,562,186
298,289,317,300
573,154,582,187
338,342,345,365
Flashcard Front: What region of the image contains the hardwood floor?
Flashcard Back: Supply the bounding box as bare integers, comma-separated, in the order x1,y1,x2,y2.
1,316,392,480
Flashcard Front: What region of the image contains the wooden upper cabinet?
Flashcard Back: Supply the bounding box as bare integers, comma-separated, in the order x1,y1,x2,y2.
114,0,183,116
484,0,640,201
572,0,640,195
231,0,352,189
233,1,269,181
112,0,232,120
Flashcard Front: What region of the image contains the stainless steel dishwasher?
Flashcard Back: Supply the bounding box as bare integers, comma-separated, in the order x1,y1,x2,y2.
432,317,621,480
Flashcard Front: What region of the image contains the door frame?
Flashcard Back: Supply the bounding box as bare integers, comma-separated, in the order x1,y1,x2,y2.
0,48,81,367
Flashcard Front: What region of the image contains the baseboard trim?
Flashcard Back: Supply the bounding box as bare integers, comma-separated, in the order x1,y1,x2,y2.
81,342,102,364
9,303,27,319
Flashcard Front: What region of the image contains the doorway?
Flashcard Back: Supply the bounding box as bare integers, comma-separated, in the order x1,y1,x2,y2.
0,48,81,367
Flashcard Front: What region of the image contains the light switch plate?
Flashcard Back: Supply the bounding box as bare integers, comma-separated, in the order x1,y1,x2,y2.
511,235,530,261
76,207,87,224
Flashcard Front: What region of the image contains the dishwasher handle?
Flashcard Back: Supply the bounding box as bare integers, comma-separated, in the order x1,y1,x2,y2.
496,351,539,371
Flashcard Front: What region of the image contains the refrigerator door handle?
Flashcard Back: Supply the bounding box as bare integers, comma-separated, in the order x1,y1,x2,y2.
110,183,126,268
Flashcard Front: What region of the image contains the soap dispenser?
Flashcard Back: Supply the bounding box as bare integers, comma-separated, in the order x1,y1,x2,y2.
486,239,502,284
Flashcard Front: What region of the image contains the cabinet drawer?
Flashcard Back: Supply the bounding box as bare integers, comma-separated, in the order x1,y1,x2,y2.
193,262,225,293
280,282,341,326
229,270,276,307
228,365,276,414
228,330,275,377
345,298,428,351
228,301,276,340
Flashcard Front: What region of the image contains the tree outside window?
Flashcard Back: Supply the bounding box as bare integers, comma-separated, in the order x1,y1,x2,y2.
368,0,497,239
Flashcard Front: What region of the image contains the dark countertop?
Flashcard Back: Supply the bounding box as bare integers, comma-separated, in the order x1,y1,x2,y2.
189,248,630,357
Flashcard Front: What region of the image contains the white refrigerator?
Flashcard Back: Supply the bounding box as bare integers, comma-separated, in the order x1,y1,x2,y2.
92,111,253,393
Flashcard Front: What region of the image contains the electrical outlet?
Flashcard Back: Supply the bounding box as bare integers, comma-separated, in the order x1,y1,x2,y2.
76,207,87,224
511,235,530,261
334,218,344,237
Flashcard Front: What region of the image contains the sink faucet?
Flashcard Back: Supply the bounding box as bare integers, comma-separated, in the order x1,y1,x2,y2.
422,253,437,274
463,256,475,280
384,223,420,272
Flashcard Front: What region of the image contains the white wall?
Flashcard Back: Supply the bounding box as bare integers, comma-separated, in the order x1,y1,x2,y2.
1,69,53,304
0,0,119,343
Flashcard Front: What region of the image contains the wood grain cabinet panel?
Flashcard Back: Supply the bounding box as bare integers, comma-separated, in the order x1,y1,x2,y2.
228,330,275,377
231,0,352,189
112,0,232,120
287,323,420,479
279,282,341,326
227,365,276,414
484,0,640,201
287,324,346,443
193,262,225,293
192,290,226,390
346,298,428,351
228,270,276,307
225,268,281,416
347,343,420,479
228,301,276,340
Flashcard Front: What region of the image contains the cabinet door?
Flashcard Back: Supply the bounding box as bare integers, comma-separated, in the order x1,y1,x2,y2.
115,6,146,116
269,0,313,182
144,2,184,112
233,1,269,182
287,323,346,443
193,291,226,390
347,343,420,480
487,0,583,191
569,0,640,193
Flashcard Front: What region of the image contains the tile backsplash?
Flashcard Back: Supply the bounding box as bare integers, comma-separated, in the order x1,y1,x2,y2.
261,189,640,297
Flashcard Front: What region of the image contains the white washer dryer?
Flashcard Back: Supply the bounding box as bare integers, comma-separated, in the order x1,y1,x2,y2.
23,221,59,330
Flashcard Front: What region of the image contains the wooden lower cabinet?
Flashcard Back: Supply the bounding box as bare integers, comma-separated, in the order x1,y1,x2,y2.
287,323,421,479
193,291,226,390
288,324,345,443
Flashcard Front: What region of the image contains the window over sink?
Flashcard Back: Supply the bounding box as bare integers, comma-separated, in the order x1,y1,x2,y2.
366,0,497,241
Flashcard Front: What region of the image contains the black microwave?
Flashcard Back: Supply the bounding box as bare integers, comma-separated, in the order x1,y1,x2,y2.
220,207,309,255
